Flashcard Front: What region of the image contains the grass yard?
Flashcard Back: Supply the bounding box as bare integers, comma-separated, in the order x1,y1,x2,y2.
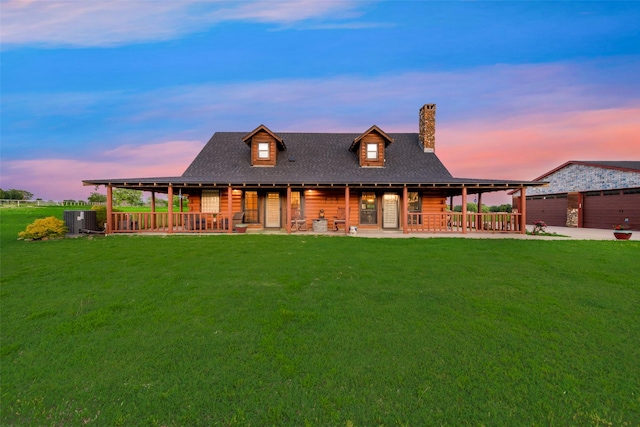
1,207,639,426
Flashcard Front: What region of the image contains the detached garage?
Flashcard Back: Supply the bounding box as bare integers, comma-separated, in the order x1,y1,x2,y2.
512,161,640,230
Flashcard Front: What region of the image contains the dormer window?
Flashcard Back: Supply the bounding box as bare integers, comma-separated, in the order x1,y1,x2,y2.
366,143,378,160
258,142,270,159
242,124,286,167
350,125,394,168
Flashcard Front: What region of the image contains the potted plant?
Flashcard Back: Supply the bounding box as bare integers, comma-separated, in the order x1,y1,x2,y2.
613,219,632,240
531,220,547,235
235,223,248,233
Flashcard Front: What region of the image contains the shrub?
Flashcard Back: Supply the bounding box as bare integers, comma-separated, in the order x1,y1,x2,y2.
91,205,121,230
18,217,67,240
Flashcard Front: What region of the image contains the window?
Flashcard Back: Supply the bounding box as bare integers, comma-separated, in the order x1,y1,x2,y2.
291,191,302,212
243,191,259,223
366,143,378,159
258,142,270,159
360,192,377,224
408,192,421,212
201,190,220,213
407,191,421,225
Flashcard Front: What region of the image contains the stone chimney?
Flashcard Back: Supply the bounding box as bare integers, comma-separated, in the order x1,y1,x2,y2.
419,104,436,152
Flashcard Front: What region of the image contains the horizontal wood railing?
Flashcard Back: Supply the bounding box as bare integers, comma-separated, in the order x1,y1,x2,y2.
110,212,230,233
109,212,521,234
407,212,522,233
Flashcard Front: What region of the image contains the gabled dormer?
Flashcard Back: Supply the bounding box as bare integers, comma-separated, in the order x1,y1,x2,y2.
242,124,286,167
349,125,394,167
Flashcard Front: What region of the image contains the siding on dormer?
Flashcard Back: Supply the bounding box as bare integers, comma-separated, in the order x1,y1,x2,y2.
358,133,385,167
250,130,277,166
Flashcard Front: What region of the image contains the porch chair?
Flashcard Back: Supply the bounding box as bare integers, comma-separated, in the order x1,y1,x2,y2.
290,208,307,231
333,207,346,231
232,212,245,231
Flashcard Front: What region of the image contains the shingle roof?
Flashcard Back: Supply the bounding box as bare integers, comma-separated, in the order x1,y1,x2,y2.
533,161,640,181
573,161,640,171
83,131,544,191
182,132,453,185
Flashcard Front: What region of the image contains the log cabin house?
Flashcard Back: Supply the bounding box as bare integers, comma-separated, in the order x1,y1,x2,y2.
83,104,545,235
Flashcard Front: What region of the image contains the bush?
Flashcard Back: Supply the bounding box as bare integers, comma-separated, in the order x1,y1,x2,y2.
91,205,121,230
18,217,67,240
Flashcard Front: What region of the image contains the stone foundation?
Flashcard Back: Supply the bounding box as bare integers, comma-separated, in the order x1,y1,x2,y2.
566,208,578,227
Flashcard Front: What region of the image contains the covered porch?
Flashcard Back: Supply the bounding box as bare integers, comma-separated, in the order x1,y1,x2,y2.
91,179,536,235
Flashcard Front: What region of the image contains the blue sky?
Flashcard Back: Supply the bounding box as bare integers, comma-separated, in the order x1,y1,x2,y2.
1,1,639,202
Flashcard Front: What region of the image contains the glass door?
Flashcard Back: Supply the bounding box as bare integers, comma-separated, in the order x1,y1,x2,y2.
360,192,377,225
383,193,399,228
265,192,281,228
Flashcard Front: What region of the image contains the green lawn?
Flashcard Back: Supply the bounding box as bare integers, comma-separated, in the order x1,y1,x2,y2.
1,207,639,426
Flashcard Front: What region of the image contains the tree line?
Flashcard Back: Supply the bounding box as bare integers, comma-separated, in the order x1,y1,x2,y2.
4,188,514,211
0,189,34,200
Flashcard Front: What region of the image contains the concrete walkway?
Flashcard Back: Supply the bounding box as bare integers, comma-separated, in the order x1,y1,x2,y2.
351,226,632,241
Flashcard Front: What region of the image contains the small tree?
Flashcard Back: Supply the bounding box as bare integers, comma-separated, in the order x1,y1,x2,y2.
149,197,168,207
113,188,144,206
0,188,33,200
174,194,188,207
88,192,107,203
91,205,121,229
453,203,479,212
489,204,513,213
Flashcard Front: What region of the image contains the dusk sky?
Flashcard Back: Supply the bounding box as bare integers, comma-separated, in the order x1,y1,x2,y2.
2,1,639,204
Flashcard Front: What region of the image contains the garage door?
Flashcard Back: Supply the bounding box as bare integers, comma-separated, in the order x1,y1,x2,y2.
526,195,568,226
583,189,640,230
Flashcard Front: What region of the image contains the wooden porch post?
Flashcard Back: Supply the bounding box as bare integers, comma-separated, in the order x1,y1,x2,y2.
344,186,350,235
150,191,156,230
477,193,483,231
577,192,584,228
227,185,233,234
520,186,527,234
402,186,408,234
462,187,468,234
106,185,113,234
167,186,174,233
286,186,292,234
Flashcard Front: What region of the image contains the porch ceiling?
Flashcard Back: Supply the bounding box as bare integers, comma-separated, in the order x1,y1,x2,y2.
83,178,546,196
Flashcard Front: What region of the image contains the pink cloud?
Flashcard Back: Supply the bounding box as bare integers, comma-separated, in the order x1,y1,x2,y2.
1,140,203,201
437,107,640,182
4,107,638,205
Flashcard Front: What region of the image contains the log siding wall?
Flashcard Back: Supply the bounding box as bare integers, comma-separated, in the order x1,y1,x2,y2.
358,133,385,167
250,130,277,167
186,188,447,230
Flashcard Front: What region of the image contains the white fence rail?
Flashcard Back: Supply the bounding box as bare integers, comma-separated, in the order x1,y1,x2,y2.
0,199,102,207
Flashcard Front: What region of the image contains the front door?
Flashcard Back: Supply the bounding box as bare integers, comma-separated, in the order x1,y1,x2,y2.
265,193,281,228
383,193,399,228
360,192,377,225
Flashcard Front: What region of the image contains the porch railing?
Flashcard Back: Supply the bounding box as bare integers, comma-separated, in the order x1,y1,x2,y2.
110,212,230,233
109,211,521,234
407,212,522,233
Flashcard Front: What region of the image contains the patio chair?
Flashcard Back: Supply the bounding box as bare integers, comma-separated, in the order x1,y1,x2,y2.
333,207,346,231
232,212,245,231
290,209,307,231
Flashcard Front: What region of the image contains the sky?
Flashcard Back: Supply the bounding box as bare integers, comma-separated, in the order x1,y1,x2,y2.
1,0,639,204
